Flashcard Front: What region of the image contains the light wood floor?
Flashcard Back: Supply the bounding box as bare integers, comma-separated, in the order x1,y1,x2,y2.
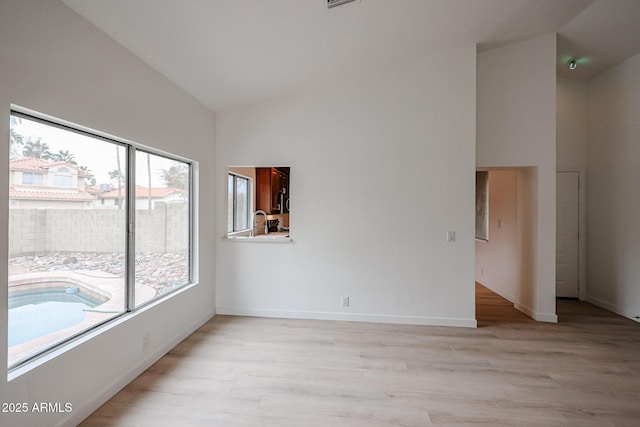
81,284,640,426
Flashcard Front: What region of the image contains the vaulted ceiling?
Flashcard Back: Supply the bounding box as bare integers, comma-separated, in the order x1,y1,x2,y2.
62,0,640,111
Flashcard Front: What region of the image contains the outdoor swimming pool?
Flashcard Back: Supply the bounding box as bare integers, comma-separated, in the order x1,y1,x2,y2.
8,287,104,347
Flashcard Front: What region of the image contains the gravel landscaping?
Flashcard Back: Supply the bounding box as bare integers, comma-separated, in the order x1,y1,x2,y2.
9,252,189,295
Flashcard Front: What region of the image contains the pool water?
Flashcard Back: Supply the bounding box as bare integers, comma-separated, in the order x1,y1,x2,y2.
8,288,103,347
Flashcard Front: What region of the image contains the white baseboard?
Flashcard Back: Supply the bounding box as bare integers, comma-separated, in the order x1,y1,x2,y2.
533,311,558,323
587,295,640,322
216,306,477,328
514,301,534,318
476,281,557,323
63,310,214,426
514,301,558,323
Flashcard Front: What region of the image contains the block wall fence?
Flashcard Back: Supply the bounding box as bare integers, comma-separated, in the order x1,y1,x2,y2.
8,204,188,256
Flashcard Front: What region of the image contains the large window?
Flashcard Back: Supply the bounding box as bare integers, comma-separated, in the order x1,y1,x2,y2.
8,110,193,369
135,151,191,307
228,172,250,233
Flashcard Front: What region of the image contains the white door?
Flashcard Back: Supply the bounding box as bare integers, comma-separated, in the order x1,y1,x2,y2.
556,172,579,298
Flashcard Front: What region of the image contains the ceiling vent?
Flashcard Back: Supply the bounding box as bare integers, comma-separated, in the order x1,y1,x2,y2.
328,0,357,9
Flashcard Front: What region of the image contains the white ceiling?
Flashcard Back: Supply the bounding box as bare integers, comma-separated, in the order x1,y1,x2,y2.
61,0,640,111
556,0,640,80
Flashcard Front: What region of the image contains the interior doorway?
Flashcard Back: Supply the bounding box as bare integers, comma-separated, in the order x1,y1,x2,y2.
556,171,580,298
475,167,538,323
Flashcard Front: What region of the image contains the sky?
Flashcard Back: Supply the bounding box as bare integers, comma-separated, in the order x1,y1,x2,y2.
11,115,180,187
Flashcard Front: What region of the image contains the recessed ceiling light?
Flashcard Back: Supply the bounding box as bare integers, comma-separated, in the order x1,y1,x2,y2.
328,0,357,9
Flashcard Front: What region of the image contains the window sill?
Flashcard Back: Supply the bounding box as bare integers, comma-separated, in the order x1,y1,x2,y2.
224,232,292,243
226,229,252,237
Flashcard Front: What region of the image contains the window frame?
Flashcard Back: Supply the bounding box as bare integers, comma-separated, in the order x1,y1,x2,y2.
228,172,252,234
132,148,193,310
21,172,44,185
53,173,73,187
8,107,196,371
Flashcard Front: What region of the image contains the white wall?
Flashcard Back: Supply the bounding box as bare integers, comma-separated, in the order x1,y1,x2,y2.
216,45,477,327
557,78,588,171
556,77,588,300
476,33,558,322
0,1,216,425
586,53,640,320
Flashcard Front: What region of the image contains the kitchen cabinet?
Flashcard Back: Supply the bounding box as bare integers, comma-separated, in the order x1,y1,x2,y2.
256,167,289,214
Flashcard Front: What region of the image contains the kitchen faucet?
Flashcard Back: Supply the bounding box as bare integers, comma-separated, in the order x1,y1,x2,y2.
254,210,268,235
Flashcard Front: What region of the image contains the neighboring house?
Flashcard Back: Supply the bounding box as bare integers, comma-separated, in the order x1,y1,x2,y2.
97,185,186,209
9,157,95,209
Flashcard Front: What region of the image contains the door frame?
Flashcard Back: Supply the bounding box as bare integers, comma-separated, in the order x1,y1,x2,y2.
556,170,587,301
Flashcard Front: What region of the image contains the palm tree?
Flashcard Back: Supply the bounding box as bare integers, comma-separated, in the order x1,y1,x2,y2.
79,165,96,186
22,137,53,159
52,149,78,165
9,116,23,159
108,169,125,182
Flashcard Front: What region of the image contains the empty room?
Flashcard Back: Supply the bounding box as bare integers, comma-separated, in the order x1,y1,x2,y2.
1,0,639,426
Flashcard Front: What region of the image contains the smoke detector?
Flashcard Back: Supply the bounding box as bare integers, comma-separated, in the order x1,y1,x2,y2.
328,0,357,9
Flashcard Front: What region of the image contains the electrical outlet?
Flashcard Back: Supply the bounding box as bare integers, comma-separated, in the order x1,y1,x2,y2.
341,296,350,307
141,332,150,351
481,268,484,275
447,231,456,242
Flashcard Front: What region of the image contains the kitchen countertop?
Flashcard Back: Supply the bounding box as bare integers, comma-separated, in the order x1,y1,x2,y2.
225,231,292,243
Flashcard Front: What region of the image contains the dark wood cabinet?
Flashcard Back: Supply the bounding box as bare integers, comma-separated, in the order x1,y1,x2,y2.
256,167,289,214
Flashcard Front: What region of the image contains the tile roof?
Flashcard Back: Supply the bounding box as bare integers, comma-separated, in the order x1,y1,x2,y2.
9,187,96,201
9,157,92,177
99,185,185,199
85,185,105,195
